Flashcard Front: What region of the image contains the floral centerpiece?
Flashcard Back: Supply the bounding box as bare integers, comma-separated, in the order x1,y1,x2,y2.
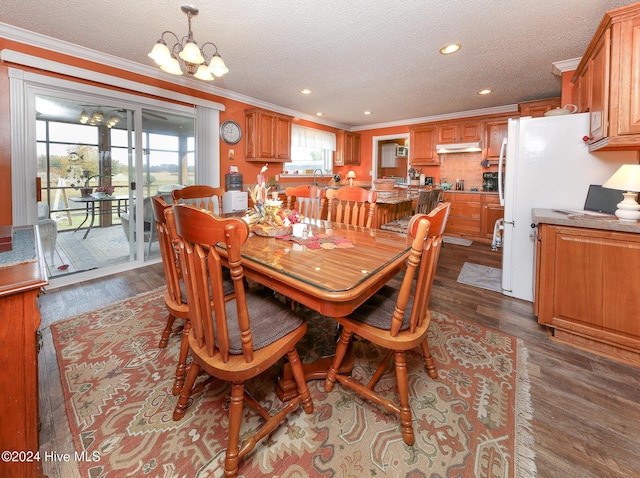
247,164,302,236
95,186,115,196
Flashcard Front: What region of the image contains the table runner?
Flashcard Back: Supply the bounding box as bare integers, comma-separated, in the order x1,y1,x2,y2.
278,232,355,249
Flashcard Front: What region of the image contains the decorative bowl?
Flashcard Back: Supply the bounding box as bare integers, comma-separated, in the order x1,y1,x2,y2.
373,179,396,191
252,224,292,237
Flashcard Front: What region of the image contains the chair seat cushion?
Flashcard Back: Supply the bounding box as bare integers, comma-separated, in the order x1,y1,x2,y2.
350,285,412,331
225,288,304,353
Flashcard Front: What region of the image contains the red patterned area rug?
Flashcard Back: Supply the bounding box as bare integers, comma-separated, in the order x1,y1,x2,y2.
51,289,536,477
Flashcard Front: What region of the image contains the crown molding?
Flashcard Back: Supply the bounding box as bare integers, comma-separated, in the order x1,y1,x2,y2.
552,57,581,75
352,104,520,132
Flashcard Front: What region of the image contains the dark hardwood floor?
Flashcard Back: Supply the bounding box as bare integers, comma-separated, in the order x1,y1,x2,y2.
38,241,640,478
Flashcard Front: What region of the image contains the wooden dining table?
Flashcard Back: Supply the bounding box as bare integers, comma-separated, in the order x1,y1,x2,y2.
216,219,413,400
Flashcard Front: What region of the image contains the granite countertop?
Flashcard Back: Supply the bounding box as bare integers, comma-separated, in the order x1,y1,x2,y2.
441,189,498,195
532,208,640,234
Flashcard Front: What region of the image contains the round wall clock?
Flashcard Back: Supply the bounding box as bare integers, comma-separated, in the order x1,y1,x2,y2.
220,120,242,145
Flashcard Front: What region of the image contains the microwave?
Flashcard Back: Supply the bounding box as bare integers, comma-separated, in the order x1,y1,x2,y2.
396,145,408,157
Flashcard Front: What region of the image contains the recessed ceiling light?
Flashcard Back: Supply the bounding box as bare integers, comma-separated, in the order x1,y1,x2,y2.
300,89,312,95
316,112,324,116
363,111,372,115
478,89,493,95
440,43,461,55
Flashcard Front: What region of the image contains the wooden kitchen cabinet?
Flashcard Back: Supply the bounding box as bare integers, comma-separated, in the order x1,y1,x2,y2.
409,125,438,166
245,108,292,162
442,192,501,243
443,191,482,238
484,119,509,164
437,120,482,144
0,226,48,478
518,98,561,117
536,223,640,365
481,194,504,239
334,131,361,166
572,2,640,151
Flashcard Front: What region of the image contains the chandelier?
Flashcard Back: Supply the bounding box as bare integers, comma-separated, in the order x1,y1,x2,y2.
79,110,120,128
148,4,229,81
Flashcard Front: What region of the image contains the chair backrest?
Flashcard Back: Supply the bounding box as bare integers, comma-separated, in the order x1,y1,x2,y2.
326,187,378,228
416,188,443,215
173,185,225,215
152,196,186,307
285,185,326,220
389,202,451,336
415,191,430,214
172,203,254,364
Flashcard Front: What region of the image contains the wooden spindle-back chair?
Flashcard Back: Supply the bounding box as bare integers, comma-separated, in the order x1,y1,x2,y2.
326,186,378,228
324,202,451,446
285,185,326,221
172,185,225,215
171,204,314,477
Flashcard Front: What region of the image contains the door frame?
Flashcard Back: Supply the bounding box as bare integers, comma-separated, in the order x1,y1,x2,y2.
371,133,410,183
8,67,221,288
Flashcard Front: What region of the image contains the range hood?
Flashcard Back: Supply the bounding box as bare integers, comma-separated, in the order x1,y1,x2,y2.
436,142,482,153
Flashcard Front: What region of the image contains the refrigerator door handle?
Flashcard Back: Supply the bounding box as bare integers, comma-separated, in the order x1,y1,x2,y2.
498,137,507,206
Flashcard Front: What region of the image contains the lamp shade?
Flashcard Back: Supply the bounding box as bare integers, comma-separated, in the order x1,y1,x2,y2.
179,40,205,64
148,41,172,66
160,57,184,75
603,164,640,192
194,65,214,81
346,171,356,179
209,55,229,77
602,164,640,221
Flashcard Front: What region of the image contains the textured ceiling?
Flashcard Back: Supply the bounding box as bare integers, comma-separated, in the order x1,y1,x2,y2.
0,0,637,128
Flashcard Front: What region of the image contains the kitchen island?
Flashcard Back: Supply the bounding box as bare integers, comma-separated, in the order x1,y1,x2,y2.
372,189,415,229
533,208,640,366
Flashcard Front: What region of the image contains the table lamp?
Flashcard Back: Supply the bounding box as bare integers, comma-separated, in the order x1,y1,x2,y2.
346,170,356,186
602,164,640,221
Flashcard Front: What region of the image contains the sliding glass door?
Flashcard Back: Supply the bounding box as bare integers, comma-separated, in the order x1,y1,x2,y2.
34,95,195,281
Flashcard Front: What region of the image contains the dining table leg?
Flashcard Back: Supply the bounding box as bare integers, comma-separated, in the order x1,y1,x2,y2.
276,342,354,402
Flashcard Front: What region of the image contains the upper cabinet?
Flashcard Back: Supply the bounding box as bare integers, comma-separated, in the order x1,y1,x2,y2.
334,131,361,166
437,121,482,144
572,3,640,151
518,98,561,117
409,125,438,166
484,119,509,164
245,108,292,162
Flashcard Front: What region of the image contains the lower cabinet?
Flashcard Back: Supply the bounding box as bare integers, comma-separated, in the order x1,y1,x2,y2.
0,226,48,478
443,192,501,243
536,223,640,365
481,194,504,239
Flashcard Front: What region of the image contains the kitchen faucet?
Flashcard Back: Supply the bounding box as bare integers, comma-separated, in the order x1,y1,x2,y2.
313,169,324,186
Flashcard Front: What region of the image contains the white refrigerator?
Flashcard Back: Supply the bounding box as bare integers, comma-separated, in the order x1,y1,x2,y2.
499,113,636,302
